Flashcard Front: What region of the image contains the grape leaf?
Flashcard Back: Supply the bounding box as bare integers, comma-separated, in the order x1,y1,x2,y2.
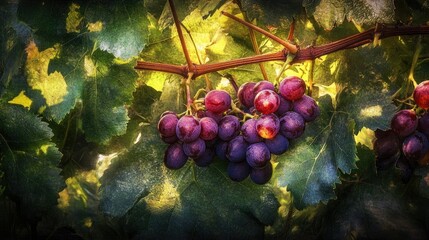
337,87,396,132
99,126,279,238
0,103,64,221
275,95,358,209
85,0,150,59
81,50,137,144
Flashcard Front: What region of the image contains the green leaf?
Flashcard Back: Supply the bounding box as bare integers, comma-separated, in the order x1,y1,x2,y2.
337,87,396,132
0,104,53,149
85,0,150,59
82,50,137,144
0,103,63,222
100,126,279,238
275,95,358,209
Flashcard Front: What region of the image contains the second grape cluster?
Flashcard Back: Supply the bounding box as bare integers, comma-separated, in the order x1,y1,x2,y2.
158,76,320,184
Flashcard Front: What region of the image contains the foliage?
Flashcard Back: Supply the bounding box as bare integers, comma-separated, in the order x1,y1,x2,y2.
0,0,429,239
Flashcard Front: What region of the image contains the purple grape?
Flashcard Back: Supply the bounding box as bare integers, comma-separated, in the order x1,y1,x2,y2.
279,76,306,101
402,132,429,162
418,113,429,137
218,115,240,141
182,138,206,159
256,114,280,139
253,80,275,95
275,96,293,117
396,156,414,183
176,115,201,143
254,90,280,114
215,140,228,161
194,148,215,167
161,134,178,144
250,161,273,184
204,90,231,114
158,113,178,137
390,110,418,137
265,134,289,155
164,143,188,169
238,82,256,108
292,95,320,122
199,117,218,141
205,110,223,123
227,161,251,182
241,119,263,143
226,136,248,162
279,111,305,139
246,142,271,168
373,129,401,170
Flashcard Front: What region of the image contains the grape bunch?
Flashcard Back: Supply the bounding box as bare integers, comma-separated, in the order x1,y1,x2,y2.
374,80,429,182
158,76,320,184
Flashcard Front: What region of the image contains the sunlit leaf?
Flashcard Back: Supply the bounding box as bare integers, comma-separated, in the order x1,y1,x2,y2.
275,95,358,209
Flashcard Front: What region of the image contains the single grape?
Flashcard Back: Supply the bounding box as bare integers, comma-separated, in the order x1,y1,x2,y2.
373,129,401,170
275,96,293,117
161,134,178,144
265,134,289,155
238,82,256,108
158,113,178,137
227,161,251,182
254,89,280,114
292,95,320,122
194,148,215,167
218,115,240,141
253,80,275,95
279,76,306,101
182,138,206,159
418,113,429,137
413,80,429,109
279,111,305,139
402,132,429,162
246,142,271,168
226,135,249,162
204,90,232,114
241,119,263,144
176,115,201,143
215,140,228,161
256,114,280,139
390,109,418,137
164,143,188,169
250,161,273,184
199,117,218,141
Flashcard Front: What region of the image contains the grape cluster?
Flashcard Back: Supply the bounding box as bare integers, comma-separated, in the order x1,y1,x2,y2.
374,80,429,182
158,76,320,184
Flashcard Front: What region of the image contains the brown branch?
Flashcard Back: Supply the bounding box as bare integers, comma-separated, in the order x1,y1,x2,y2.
221,11,298,54
168,0,193,71
135,24,429,78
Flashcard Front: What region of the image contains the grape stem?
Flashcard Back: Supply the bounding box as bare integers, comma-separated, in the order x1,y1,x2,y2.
135,23,429,79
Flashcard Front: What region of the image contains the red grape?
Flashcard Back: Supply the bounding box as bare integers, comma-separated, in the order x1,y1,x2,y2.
390,109,418,137
204,90,231,114
256,114,280,139
413,80,429,109
237,82,256,108
176,115,201,143
158,113,178,137
254,90,280,114
253,80,274,95
279,76,306,101
199,117,218,141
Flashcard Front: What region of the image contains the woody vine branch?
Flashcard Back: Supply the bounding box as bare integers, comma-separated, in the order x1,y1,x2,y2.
135,2,429,79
